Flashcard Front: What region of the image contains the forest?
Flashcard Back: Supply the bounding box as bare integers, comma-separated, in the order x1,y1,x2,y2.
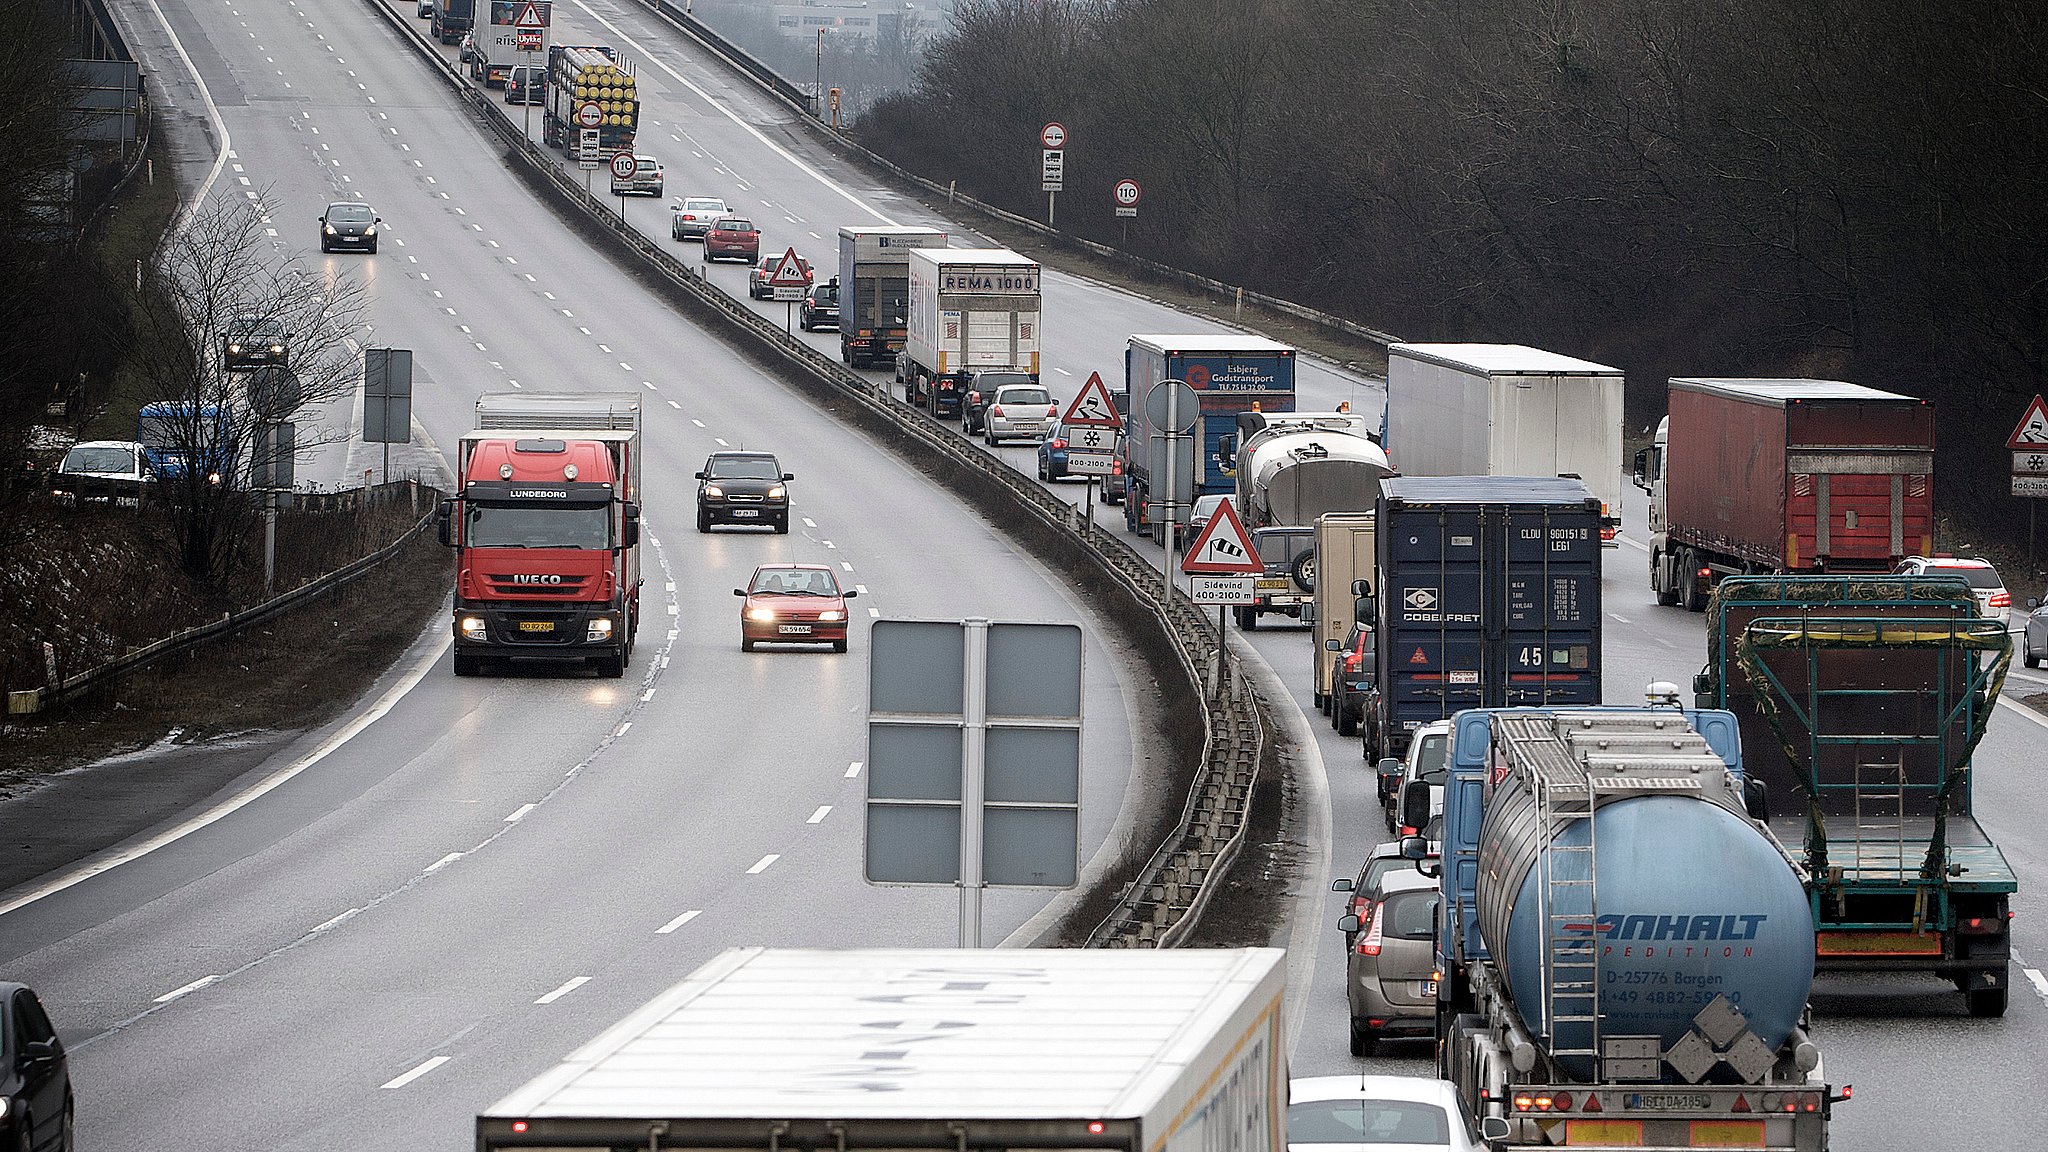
858,1,2048,546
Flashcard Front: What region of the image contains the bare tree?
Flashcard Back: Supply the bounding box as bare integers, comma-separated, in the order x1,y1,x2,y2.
124,190,368,584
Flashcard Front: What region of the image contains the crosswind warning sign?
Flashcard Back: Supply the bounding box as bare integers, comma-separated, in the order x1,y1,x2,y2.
1180,498,1263,575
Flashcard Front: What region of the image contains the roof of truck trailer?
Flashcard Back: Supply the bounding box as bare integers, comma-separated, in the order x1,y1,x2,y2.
1669,378,1921,403
908,247,1038,265
1129,334,1294,354
1380,475,1596,504
483,947,1285,1121
1391,343,1621,376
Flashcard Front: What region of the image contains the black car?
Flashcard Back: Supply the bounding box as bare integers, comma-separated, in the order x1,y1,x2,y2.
1,983,71,1152
222,312,289,370
318,201,380,253
1330,622,1377,739
799,278,839,331
504,65,544,105
960,370,1034,436
696,451,792,533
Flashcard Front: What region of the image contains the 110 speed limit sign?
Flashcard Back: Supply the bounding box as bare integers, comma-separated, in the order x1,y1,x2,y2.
610,151,638,180
1113,179,1141,217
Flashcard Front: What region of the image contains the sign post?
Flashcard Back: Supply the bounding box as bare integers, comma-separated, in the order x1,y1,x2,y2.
1180,498,1263,696
2008,395,2048,563
610,150,637,220
510,1,551,139
1061,371,1122,534
1040,122,1066,226
1145,376,1199,598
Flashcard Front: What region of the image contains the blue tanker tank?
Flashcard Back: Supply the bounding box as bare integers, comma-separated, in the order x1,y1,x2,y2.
1472,712,1815,1077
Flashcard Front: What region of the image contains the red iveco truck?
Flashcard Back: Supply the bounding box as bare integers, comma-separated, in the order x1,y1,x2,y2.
1635,378,1935,610
437,392,642,677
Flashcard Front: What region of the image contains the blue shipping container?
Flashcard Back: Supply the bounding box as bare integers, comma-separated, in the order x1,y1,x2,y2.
1373,476,1602,758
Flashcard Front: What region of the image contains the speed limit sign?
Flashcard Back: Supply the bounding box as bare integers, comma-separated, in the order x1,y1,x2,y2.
610,151,638,180
1113,178,1141,217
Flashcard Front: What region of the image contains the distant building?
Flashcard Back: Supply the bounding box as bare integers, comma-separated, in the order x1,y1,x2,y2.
769,0,945,41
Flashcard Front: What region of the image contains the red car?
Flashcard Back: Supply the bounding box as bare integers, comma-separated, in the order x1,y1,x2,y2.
703,216,760,263
734,563,857,652
748,253,812,299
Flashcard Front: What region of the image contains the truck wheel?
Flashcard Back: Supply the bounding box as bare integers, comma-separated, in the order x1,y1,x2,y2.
1968,982,2009,1018
1313,689,1328,711
1678,550,1704,612
1652,549,1679,606
1349,1018,1376,1057
453,653,480,677
1339,707,1359,737
596,654,625,679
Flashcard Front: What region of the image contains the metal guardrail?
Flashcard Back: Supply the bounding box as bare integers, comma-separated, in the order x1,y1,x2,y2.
7,483,440,716
364,0,1269,947
629,0,1402,356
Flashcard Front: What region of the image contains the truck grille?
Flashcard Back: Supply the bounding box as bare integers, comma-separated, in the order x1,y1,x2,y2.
484,573,592,597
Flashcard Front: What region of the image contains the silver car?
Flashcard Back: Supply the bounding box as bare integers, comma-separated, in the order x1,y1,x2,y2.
669,196,729,240
610,154,664,197
1338,868,1441,1056
982,382,1056,446
2024,595,2048,668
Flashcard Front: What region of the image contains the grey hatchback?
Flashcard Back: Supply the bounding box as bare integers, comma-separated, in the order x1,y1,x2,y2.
1338,869,1441,1056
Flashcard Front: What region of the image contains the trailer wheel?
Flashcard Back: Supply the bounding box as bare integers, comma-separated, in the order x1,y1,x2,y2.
453,653,481,677
1677,549,1704,612
1968,981,2009,1018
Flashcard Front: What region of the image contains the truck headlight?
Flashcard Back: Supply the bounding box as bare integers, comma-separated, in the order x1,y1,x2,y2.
460,616,488,640
746,607,777,622
586,618,614,642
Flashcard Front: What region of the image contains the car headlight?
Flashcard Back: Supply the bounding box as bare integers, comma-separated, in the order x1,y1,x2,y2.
767,485,785,499
460,616,488,640
323,224,337,235
818,610,845,622
745,606,777,622
269,343,285,353
228,343,243,353
363,225,376,237
586,617,614,642
703,485,723,498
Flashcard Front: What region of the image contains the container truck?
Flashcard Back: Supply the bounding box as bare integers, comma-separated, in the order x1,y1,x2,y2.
474,947,1288,1152
435,392,642,678
1371,476,1601,762
541,45,636,159
1417,703,1840,1151
1695,574,2017,1015
901,248,1040,420
1226,406,1390,531
837,225,947,369
470,0,549,88
1123,335,1295,544
1635,378,1935,611
432,0,475,45
1385,343,1625,545
1310,511,1375,721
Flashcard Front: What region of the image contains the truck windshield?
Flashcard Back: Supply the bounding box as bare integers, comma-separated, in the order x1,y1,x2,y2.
1287,1099,1449,1146
465,502,609,549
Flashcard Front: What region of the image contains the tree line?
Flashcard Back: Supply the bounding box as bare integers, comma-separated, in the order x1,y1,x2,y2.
858,0,2048,546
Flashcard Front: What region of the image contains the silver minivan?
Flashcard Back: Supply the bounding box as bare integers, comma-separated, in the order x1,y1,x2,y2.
1338,868,1441,1056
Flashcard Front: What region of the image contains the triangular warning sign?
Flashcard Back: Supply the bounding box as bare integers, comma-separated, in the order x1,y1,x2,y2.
1408,647,1428,665
1062,371,1122,428
514,1,547,27
2009,395,2048,449
1180,497,1263,575
769,247,811,287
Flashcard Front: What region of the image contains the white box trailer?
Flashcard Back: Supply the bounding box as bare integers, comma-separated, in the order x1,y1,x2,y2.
476,947,1288,1152
902,249,1041,414
1385,343,1625,542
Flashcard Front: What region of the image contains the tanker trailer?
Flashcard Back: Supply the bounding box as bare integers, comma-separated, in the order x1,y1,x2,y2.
1227,407,1391,530
1414,701,1843,1151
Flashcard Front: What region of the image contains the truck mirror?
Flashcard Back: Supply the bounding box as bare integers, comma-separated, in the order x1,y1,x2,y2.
1743,777,1770,822
1632,447,1650,491
1401,781,1432,831
1399,834,1430,861
1354,595,1376,623
1692,670,1714,698
1216,435,1236,469
1376,757,1403,778
1480,1118,1511,1142
1330,876,1354,892
1352,578,1373,597
435,499,455,547
1325,638,1343,651
1337,914,1361,934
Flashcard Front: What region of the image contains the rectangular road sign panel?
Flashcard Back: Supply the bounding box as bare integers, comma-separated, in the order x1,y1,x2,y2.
1190,575,1256,605
866,619,1080,889
1041,149,1065,192
773,284,807,302
1066,449,1114,477
363,348,414,444
2014,451,2048,474
2014,475,2048,498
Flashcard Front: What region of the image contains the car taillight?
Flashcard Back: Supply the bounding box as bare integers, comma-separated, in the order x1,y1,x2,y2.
1343,653,1361,672
1046,404,1057,417
1050,438,1067,450
1349,895,1372,920
990,405,1004,417
1990,591,2010,608
1356,908,1385,956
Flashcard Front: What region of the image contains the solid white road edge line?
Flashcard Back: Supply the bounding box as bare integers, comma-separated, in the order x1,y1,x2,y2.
534,976,591,1004
142,0,231,234
0,633,452,920
380,1055,449,1090
655,909,702,935
152,975,222,1004
1996,696,2048,730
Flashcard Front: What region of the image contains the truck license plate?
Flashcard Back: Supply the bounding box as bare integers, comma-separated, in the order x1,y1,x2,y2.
1628,1093,1712,1110
731,509,759,517
778,624,812,634
518,621,554,633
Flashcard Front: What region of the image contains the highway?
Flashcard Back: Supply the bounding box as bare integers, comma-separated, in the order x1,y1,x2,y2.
7,0,2039,1146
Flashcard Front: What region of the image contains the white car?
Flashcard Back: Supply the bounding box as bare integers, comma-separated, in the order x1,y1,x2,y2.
1288,1075,1487,1152
669,196,729,240
982,382,1057,446
52,440,149,503
1894,555,2011,627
